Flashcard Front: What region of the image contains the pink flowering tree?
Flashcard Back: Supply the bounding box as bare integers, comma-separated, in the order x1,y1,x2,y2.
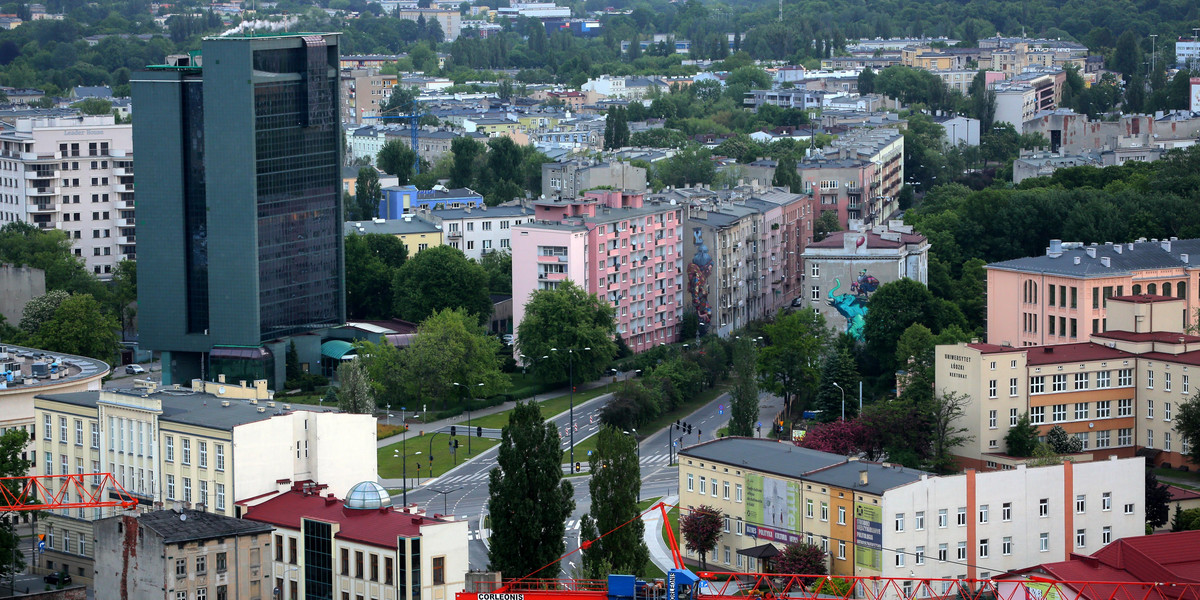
797,419,868,456
680,505,723,570
774,541,828,583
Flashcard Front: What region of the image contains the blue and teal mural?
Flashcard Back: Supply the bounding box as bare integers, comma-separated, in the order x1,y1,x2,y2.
687,228,713,334
827,269,878,340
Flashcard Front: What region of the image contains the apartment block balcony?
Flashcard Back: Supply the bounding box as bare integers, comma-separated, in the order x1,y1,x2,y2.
113,167,133,177
118,218,136,227
118,236,136,246
118,199,135,210
25,169,59,180
27,203,59,214
112,183,133,194
28,186,59,197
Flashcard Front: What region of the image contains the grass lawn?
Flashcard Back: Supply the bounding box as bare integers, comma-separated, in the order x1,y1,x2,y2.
565,431,603,463
1155,467,1200,490
471,382,621,429
378,432,500,480
377,423,408,439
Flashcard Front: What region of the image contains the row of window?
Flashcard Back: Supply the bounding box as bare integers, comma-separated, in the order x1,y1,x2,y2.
894,493,1123,533
165,475,227,511
1029,370,1134,394
1029,399,1132,424
893,527,1112,567
685,474,744,502
165,435,226,471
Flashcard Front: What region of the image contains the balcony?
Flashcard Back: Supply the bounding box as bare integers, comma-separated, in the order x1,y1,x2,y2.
28,186,59,197
25,169,59,180
27,203,59,214
446,230,462,239
118,199,135,210
20,151,61,162
112,184,133,194
113,167,133,177
118,218,136,227
118,236,136,246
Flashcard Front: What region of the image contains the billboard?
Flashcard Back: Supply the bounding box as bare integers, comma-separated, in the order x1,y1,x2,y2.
746,473,801,534
854,502,882,570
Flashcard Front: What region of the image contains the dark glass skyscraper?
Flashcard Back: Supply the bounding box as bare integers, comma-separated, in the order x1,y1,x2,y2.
134,34,345,387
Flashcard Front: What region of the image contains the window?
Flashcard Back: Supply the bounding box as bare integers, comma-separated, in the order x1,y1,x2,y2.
216,483,226,511
355,551,364,579
723,481,729,500
979,505,989,523
957,507,966,526
1124,503,1136,514
979,539,990,559
895,513,905,532
176,558,187,577
938,544,948,562
1075,373,1089,390
167,475,175,500
989,410,997,429
1052,404,1068,422
1103,526,1112,545
197,589,206,600
838,541,846,560
915,546,925,565
895,549,905,567
289,537,297,564
1096,430,1111,448
1040,533,1050,552
1186,375,1191,394
1031,375,1048,394
1147,429,1155,448
1118,399,1133,417
1075,403,1089,420
811,263,820,277
820,502,829,522
166,436,174,462
1166,372,1173,392
1076,494,1086,513
1119,369,1133,387
216,552,227,573
199,441,207,468
699,476,705,494
1051,375,1067,392
1166,431,1173,451
183,477,191,502
1097,401,1111,418
957,542,967,560
711,479,717,496
341,549,349,576
1010,408,1019,426
736,484,743,502
1148,400,1155,419
433,556,445,585
216,444,225,471
1039,498,1049,517
687,474,693,492
196,555,207,574
1166,402,1173,421
1031,406,1045,423
1076,529,1086,548
838,506,846,525
811,286,820,301
90,422,99,449
806,499,814,518
1119,428,1133,446
938,509,947,528
1010,378,1018,396
1097,371,1111,388
988,380,997,398
1001,536,1012,556
1002,502,1011,521
915,511,924,530
1148,370,1155,389
1102,492,1111,511
58,417,66,442
74,420,82,445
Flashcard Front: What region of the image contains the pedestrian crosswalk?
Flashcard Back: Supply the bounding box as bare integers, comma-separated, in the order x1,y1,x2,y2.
436,455,674,486
468,519,582,541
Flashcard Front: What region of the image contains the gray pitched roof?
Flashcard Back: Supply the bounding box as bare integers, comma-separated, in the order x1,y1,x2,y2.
37,390,280,431
988,239,1200,277
802,460,926,495
679,438,844,480
137,508,274,543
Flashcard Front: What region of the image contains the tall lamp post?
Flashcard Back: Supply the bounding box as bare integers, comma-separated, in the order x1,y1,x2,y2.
453,382,484,454
551,346,590,468
832,382,846,421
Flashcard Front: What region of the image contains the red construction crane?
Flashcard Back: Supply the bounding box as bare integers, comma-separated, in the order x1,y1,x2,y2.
458,502,1200,600
0,473,138,512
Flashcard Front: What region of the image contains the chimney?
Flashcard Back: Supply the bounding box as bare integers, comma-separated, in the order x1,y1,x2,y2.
1161,239,1172,252
1182,254,1190,263
1085,247,1096,258
1114,244,1123,254
858,470,869,485
218,373,226,384
1100,256,1111,267
1073,256,1081,265
1047,239,1063,257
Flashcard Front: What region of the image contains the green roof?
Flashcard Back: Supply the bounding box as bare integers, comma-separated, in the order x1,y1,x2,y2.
321,340,356,360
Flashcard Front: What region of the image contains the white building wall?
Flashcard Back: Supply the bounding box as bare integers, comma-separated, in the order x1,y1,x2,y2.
440,213,527,261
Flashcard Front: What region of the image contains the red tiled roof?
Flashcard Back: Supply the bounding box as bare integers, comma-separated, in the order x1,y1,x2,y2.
1093,331,1200,344
1167,485,1200,502
1139,351,1200,367
805,230,927,249
1109,294,1182,304
1024,342,1137,366
243,491,451,549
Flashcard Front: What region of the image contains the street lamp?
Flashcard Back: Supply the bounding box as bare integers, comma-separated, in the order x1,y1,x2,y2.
453,382,485,453
551,346,590,467
832,382,846,421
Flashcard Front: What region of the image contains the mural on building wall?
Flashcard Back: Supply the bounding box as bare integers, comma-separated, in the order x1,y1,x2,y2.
828,276,871,339
687,228,714,333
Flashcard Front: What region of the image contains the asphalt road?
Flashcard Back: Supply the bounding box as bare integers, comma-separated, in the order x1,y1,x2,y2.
392,387,783,574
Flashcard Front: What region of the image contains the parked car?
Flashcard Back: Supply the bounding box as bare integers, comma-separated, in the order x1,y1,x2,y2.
125,364,146,375
502,334,514,345
44,571,71,585
790,297,805,307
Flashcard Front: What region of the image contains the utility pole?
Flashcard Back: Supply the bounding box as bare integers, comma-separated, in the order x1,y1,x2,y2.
778,0,782,22
1150,34,1158,77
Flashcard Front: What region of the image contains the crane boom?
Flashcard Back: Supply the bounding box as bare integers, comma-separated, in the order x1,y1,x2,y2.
0,473,138,512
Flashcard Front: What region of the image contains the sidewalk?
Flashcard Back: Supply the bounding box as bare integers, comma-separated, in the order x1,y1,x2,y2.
644,495,679,574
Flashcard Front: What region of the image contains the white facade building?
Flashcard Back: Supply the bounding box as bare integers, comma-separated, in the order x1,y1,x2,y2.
0,115,134,277
422,204,533,261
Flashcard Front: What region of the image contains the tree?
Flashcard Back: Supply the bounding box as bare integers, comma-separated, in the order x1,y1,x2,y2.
377,140,418,185
758,309,828,416
1173,507,1200,532
812,348,861,421
488,401,575,578
728,337,758,436
1045,425,1082,454
72,97,112,115
1146,470,1172,530
112,258,137,340
381,85,419,115
585,426,649,575
285,341,301,381
813,210,840,242
798,419,868,456
336,359,376,414
0,428,31,581
655,146,716,188
772,156,800,192
680,505,722,570
356,339,406,413
578,514,610,578
479,250,513,295
1005,412,1040,457
392,245,492,324
354,167,382,220
775,541,828,576
0,222,97,295
399,308,509,409
32,294,119,362
19,289,69,335
1177,392,1200,467
857,66,876,95
345,233,408,320
450,136,484,189
928,390,973,474
517,280,618,386
862,279,940,374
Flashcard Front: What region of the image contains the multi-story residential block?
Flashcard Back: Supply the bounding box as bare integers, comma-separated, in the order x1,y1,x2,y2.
422,204,534,261
32,379,376,583
678,437,1144,587
134,34,345,387
743,158,875,230
742,89,825,111
681,187,812,336
823,127,904,221
346,126,461,167
94,508,275,600
541,159,647,201
379,185,483,217
0,114,134,277
345,214,444,254
939,292,1200,473
0,344,109,475
393,9,462,40
1023,110,1200,155
511,190,684,353
1177,37,1200,69
993,70,1064,127
243,480,469,600
341,69,399,124
800,222,929,339
901,46,966,70
985,238,1200,347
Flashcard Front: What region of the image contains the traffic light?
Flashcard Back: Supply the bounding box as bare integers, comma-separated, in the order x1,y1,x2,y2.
687,424,693,434
454,439,460,449
416,463,421,471
574,462,581,472
477,426,483,438
450,425,457,436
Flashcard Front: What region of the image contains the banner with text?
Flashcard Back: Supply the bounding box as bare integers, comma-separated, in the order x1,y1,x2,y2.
854,501,883,570
745,473,801,535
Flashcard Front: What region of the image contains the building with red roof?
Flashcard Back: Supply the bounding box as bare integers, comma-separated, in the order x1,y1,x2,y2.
997,531,1200,600
936,293,1200,472
242,480,468,600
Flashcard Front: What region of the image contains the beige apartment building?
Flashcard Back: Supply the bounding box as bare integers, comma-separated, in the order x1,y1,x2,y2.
94,508,274,599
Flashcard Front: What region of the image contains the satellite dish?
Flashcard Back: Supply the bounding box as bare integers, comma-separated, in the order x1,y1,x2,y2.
180,514,187,521
218,386,225,394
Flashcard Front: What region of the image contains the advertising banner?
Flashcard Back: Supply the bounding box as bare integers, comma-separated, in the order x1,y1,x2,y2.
854,502,883,570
